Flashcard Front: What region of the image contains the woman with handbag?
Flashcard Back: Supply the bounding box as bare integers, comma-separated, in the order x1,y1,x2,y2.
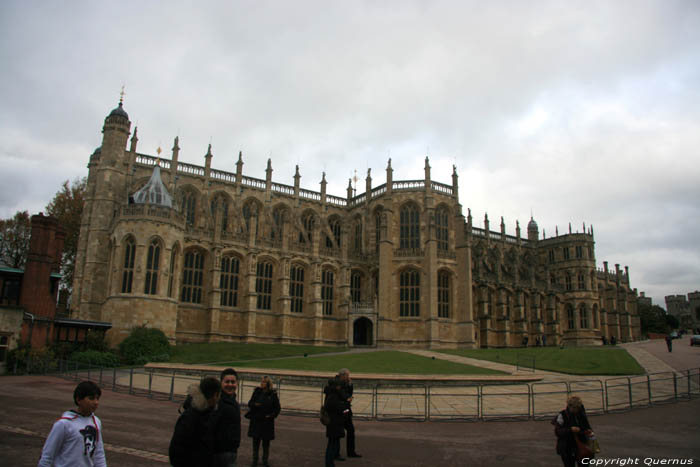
552,396,596,467
246,376,281,467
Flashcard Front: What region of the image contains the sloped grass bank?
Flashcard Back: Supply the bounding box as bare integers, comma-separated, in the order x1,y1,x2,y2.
229,350,506,375
169,342,347,364
438,347,645,375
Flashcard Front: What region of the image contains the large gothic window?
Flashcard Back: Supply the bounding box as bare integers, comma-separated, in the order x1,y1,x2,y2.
183,191,196,226
121,237,136,293
167,245,178,298
580,304,588,329
565,274,572,291
350,272,362,304
400,204,420,249
290,265,304,313
436,207,449,251
243,201,259,235
399,269,420,317
181,251,204,304
300,213,315,244
567,304,575,329
272,207,286,241
326,217,341,248
144,239,161,295
353,217,362,251
578,274,585,290
322,269,334,315
256,261,273,310
220,256,240,307
438,270,450,318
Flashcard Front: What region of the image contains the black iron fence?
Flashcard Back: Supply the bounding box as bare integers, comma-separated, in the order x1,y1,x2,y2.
15,357,700,422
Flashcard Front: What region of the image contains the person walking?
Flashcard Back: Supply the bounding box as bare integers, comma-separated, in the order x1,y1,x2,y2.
38,380,107,467
246,376,281,467
552,396,595,467
324,377,348,467
214,368,241,467
169,377,221,467
665,335,673,352
337,369,361,458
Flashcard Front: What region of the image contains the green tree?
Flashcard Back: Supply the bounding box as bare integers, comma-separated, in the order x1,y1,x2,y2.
638,303,671,334
118,326,171,365
45,177,86,292
0,210,31,268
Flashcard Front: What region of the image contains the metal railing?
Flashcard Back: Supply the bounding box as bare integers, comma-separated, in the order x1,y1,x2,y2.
15,357,700,422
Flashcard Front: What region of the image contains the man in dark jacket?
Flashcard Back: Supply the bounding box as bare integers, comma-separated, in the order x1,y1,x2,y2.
324,377,348,467
169,377,221,467
337,368,361,458
552,395,594,467
214,368,241,467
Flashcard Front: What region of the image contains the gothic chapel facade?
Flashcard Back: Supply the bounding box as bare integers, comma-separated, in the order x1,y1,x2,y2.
71,102,642,348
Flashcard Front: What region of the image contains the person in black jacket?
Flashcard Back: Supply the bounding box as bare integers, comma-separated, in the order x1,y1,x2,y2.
337,368,361,458
214,368,241,467
324,377,348,467
552,396,595,467
169,377,221,467
247,376,281,467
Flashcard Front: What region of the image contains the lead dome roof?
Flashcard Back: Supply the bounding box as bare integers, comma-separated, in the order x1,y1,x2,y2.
133,165,173,208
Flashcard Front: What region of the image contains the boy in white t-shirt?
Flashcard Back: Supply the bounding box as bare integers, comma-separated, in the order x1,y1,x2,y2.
38,380,107,467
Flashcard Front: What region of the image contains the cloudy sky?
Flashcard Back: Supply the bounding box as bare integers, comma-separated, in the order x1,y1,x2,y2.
1,1,699,308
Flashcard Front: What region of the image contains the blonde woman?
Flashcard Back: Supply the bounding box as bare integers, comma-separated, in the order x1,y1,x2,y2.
246,376,281,467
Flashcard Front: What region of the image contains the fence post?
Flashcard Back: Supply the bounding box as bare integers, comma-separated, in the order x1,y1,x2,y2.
148,371,153,398
478,385,482,420
688,370,691,397
425,385,429,421
673,373,678,400
528,384,532,419
627,377,632,409
112,367,117,392
169,372,175,401
374,385,379,420
129,368,134,395
646,375,651,405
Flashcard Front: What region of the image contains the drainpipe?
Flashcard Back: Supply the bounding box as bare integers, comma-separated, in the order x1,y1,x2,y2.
24,312,35,348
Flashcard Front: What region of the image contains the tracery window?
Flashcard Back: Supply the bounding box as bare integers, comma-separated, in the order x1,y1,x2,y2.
578,274,585,290
322,269,334,315
576,246,583,259
181,251,204,304
436,207,449,251
255,261,273,310
326,218,341,248
350,272,362,304
580,304,589,328
290,265,304,313
548,250,555,264
144,239,161,295
353,218,362,251
400,204,420,249
300,213,315,244
183,191,196,226
567,304,575,329
121,237,136,293
220,256,240,307
399,269,420,317
565,274,572,291
167,246,178,298
437,270,450,318
563,247,570,260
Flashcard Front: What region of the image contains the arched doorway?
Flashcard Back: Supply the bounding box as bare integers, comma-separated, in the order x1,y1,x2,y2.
353,317,373,346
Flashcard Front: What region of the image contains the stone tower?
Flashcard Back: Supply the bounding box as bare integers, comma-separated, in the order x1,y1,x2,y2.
72,101,131,322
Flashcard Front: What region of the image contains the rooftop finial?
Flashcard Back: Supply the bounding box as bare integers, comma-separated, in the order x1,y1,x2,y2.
119,85,125,105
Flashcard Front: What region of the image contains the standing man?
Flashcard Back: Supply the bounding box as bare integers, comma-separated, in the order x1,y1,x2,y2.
665,335,673,353
214,368,241,467
337,368,361,458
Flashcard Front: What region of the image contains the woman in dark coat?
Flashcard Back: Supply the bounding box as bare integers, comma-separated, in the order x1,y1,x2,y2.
323,377,348,467
247,376,281,467
552,395,595,467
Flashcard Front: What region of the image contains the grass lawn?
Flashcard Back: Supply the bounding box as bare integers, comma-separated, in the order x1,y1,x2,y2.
168,342,347,364
227,350,506,375
437,347,645,375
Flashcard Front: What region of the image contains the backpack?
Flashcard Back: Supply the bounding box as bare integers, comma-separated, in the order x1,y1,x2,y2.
320,405,331,426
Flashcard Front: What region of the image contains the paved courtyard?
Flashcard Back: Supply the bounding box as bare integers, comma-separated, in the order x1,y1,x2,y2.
1,338,698,466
